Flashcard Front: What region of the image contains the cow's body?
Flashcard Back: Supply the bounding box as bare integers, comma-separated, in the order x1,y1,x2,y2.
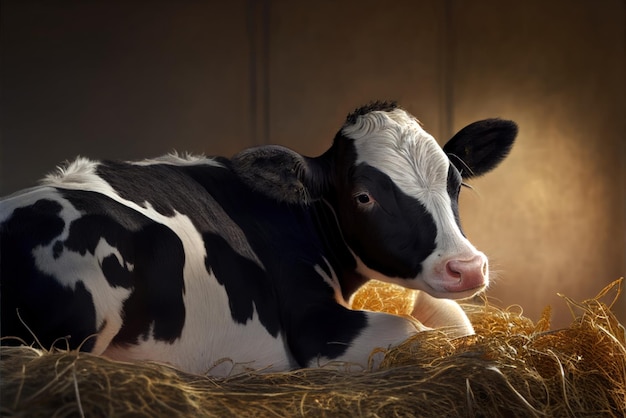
1,102,517,375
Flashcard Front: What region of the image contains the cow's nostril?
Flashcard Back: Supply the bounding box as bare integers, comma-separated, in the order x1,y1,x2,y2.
445,261,462,279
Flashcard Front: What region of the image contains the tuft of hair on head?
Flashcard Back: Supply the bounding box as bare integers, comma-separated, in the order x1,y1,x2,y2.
345,101,399,126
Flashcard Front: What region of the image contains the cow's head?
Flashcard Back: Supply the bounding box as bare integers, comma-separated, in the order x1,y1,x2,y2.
232,101,517,299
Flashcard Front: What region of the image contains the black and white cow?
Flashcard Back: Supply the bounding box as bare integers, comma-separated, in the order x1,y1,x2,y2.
0,102,517,375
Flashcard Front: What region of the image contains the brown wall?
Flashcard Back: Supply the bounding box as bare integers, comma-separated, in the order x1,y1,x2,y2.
1,0,624,327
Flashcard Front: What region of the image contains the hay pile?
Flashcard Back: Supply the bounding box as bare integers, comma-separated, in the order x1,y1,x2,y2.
2,279,625,417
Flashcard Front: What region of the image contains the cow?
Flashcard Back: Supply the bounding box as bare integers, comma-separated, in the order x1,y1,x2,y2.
0,101,517,376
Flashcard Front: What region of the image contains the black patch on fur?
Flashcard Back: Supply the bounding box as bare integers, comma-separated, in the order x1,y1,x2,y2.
100,254,134,288
444,118,518,179
110,222,187,343
231,145,310,204
52,240,64,259
203,233,281,337
2,199,65,245
288,302,367,366
61,189,187,344
338,163,437,278
0,199,98,351
345,101,399,125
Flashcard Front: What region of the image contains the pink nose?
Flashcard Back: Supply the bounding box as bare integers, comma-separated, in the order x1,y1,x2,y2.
443,255,488,292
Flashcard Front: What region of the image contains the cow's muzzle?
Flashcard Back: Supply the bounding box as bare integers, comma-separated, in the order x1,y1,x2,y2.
440,254,488,294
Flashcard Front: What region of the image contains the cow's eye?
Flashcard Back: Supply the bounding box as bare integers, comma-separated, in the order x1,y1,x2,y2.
354,192,373,206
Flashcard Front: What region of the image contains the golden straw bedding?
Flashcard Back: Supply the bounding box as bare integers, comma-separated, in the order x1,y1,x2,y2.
2,279,624,417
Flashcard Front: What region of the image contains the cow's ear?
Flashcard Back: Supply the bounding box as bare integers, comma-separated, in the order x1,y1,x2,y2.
231,145,329,204
443,118,518,179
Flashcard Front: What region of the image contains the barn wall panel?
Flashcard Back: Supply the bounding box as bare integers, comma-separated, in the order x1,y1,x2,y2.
266,0,446,157
0,1,252,194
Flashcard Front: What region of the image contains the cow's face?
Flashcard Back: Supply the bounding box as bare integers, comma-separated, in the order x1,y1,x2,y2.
230,101,517,300
328,102,517,299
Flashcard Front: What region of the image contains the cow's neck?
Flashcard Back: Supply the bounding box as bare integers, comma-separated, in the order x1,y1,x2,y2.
311,199,369,302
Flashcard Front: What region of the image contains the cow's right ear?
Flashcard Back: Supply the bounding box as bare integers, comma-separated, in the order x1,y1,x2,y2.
443,118,518,179
231,145,329,205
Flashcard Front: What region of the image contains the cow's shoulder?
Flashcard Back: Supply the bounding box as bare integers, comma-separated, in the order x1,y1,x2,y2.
94,154,227,217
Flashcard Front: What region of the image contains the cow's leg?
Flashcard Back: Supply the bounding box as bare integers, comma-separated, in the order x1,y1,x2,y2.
289,303,427,371
411,290,474,338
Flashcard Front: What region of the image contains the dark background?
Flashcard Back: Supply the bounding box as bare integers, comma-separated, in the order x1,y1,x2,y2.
1,0,624,327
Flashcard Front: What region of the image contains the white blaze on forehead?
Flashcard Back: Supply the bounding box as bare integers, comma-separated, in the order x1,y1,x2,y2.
342,108,450,202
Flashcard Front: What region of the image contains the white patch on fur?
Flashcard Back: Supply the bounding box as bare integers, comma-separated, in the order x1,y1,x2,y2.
314,257,349,308
132,151,223,167
104,306,293,376
32,233,132,354
41,157,101,190
343,109,487,297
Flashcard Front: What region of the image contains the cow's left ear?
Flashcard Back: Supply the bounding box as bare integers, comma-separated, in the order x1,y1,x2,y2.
231,145,329,205
443,118,518,179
